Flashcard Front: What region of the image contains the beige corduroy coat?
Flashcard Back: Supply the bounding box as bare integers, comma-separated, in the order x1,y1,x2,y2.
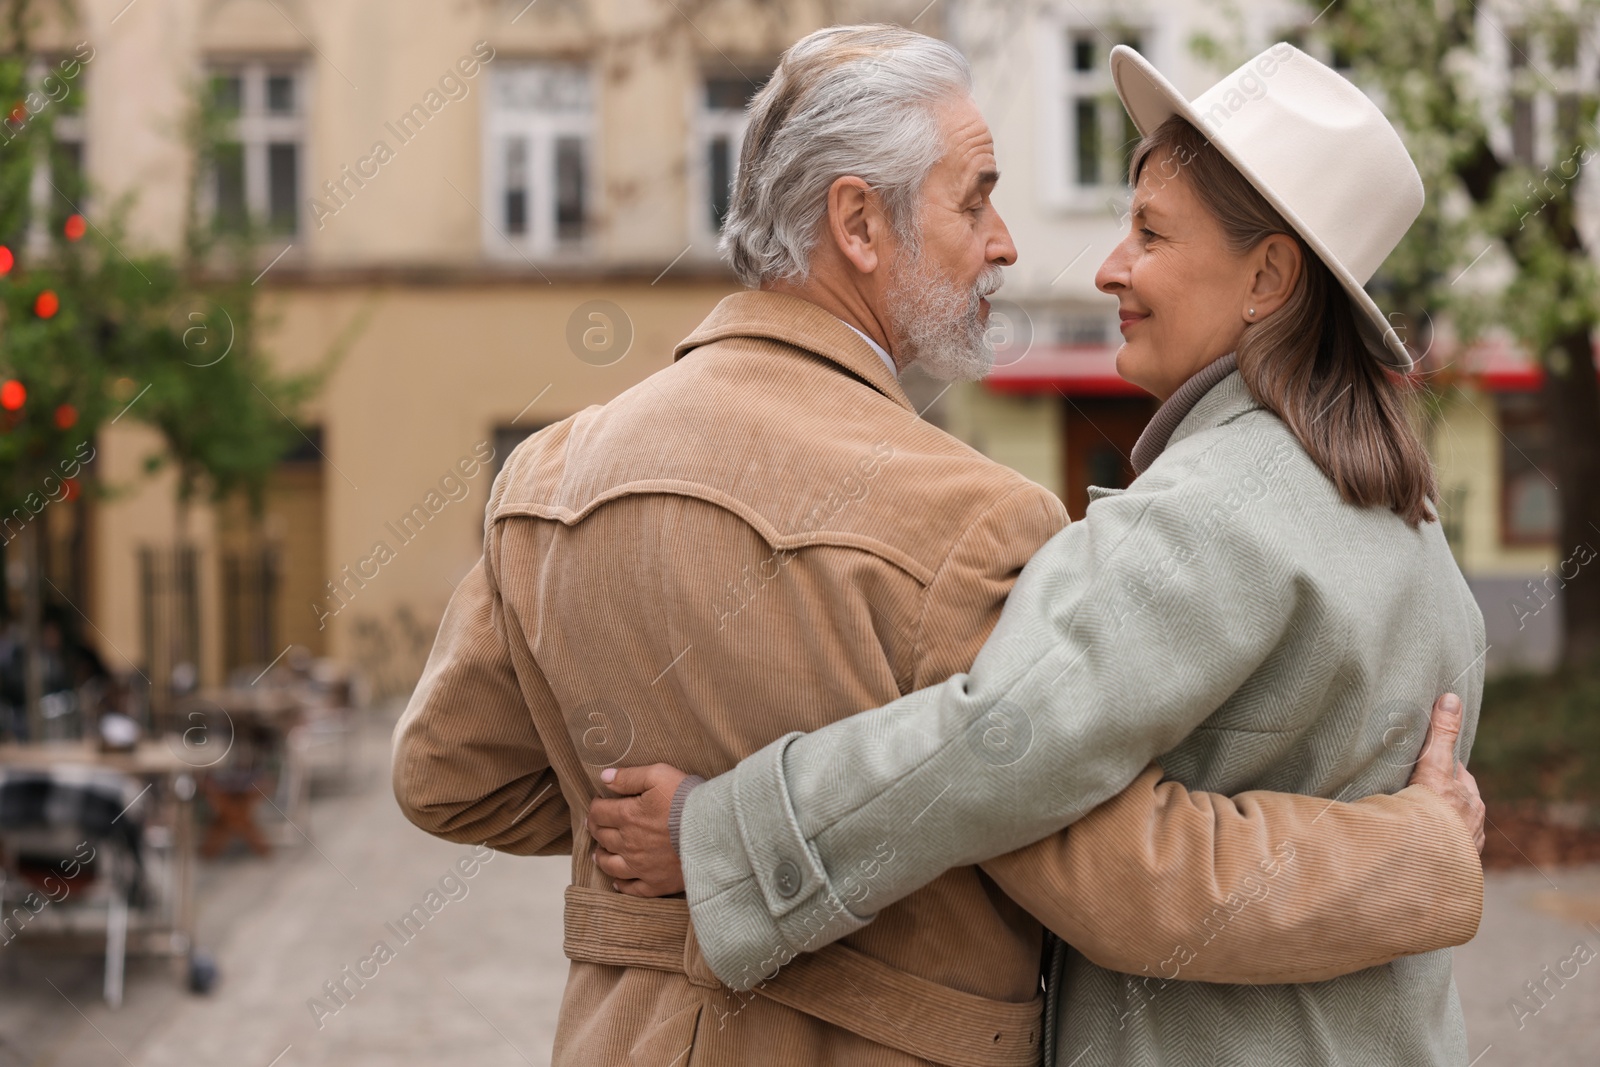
392,291,1482,1067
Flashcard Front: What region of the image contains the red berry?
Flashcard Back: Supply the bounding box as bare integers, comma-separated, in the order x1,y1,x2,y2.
54,404,77,429
34,290,59,318
0,380,24,411
0,245,12,275
63,215,86,241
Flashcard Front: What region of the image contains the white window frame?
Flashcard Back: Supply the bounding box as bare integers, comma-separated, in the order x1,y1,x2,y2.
1036,12,1155,213
1050,304,1117,347
24,55,87,255
1476,6,1598,169
204,59,309,239
688,76,757,250
482,60,597,260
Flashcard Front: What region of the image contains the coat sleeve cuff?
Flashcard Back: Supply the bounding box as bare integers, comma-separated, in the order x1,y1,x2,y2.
679,733,874,991
668,775,706,856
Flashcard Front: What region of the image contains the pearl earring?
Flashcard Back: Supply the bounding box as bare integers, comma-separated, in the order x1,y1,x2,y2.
1247,308,1255,318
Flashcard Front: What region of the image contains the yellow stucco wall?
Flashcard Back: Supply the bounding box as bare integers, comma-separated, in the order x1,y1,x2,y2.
66,0,931,691
944,384,1063,498
90,278,738,690
1427,384,1557,578
54,0,1555,690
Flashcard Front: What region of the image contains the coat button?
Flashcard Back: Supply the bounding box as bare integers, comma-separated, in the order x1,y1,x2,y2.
773,860,801,898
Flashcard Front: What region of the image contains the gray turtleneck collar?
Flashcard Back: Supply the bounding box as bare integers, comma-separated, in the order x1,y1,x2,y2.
1129,353,1239,474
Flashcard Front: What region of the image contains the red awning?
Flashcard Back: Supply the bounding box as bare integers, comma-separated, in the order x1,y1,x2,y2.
984,344,1149,398
984,335,1597,395
1461,335,1545,391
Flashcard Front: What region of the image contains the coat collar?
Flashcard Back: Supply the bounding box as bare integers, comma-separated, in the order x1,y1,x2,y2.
1089,369,1264,507
1132,353,1236,473
673,290,914,414
1131,355,1264,473
1165,367,1265,456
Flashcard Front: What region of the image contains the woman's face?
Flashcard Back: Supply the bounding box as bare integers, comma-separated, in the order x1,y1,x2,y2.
1095,152,1258,401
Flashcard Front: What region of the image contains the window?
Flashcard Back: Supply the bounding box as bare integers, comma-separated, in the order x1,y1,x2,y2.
1490,16,1596,168
1498,393,1557,545
485,61,594,256
492,424,546,475
44,61,84,234
1549,24,1584,156
1508,29,1535,164
8,54,89,253
694,74,764,239
1061,28,1143,192
1040,23,1148,206
205,61,306,236
485,422,548,522
1053,309,1112,347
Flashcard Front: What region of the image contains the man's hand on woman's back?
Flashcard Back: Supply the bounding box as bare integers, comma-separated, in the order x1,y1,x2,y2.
1406,692,1487,852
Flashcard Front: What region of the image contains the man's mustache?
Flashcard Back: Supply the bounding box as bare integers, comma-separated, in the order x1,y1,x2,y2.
974,267,1005,302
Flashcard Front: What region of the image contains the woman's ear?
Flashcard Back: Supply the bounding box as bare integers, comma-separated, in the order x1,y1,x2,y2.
1246,233,1304,320
826,176,888,275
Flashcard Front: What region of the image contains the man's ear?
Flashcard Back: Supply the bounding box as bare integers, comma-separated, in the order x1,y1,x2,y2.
826,175,889,275
1247,233,1304,319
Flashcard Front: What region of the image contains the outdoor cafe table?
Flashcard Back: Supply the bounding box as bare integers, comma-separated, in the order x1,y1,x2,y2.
0,738,198,964
186,685,304,724
180,687,311,852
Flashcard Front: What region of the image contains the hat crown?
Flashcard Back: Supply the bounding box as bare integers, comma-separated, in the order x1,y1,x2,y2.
1183,44,1422,284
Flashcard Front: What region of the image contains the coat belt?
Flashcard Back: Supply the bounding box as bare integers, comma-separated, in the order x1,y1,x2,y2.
563,885,1043,1067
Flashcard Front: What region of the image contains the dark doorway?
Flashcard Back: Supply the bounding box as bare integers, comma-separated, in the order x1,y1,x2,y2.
1060,395,1158,521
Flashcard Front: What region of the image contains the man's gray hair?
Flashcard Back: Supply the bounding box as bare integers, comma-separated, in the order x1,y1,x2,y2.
720,24,973,287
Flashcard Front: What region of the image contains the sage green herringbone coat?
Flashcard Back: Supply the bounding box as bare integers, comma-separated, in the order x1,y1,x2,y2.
679,369,1486,1067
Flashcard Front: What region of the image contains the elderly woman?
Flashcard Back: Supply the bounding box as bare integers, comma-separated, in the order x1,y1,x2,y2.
592,42,1486,1066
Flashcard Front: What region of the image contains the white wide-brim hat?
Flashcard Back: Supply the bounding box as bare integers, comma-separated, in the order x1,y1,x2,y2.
1110,43,1423,373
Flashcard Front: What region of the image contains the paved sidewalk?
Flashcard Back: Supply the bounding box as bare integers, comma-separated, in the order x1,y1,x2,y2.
2,711,572,1067
3,710,1596,1066
1455,864,1600,1067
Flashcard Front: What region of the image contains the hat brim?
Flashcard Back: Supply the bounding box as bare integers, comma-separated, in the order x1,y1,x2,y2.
1108,45,1414,374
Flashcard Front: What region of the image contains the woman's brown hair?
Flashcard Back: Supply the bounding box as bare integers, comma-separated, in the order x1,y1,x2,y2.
1130,116,1438,527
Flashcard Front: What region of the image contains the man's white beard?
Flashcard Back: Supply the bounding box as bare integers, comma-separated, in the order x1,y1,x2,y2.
885,244,1005,383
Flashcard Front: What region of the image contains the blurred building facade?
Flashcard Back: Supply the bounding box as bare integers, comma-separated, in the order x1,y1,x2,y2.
948,0,1594,675
18,0,1589,697
41,0,944,701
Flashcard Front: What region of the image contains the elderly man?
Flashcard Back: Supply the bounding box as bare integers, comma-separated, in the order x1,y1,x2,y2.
393,24,1484,1067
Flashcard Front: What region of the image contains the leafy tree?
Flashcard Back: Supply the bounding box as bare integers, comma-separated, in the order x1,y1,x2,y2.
0,32,133,737
0,0,324,735
1298,0,1600,670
